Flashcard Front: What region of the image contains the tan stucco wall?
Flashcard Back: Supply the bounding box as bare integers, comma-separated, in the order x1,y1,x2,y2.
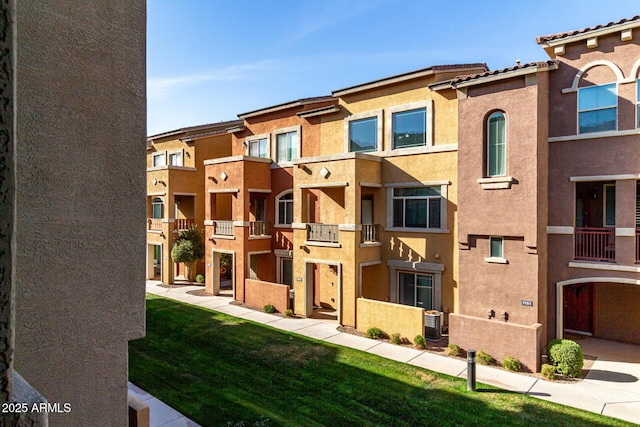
14,2,146,425
356,298,424,342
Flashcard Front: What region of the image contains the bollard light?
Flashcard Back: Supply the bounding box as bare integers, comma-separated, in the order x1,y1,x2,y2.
467,349,476,391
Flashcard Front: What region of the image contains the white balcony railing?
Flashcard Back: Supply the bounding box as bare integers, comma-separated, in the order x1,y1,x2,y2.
307,223,339,243
249,221,270,236
361,224,380,243
213,220,234,236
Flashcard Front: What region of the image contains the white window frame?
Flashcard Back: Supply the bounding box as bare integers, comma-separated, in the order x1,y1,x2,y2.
385,100,432,151
603,183,616,227
245,133,271,159
168,149,183,167
275,189,294,228
151,197,164,219
397,271,434,309
152,152,166,167
344,109,383,153
387,260,442,311
385,182,449,233
636,79,640,129
485,236,507,264
486,111,507,177
273,125,301,165
577,83,618,134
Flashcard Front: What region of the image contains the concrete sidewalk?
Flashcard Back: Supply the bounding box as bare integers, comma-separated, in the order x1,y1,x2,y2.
134,280,640,426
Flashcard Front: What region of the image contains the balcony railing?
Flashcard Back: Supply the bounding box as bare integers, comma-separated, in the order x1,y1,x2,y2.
213,220,234,236
307,223,339,243
575,227,615,262
361,224,380,243
148,218,162,230
249,221,270,236
174,218,194,231
636,229,640,264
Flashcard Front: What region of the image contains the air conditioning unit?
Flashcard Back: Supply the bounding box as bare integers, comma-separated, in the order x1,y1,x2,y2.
425,310,442,341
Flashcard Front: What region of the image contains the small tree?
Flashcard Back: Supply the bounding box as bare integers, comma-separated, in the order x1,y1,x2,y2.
171,226,204,281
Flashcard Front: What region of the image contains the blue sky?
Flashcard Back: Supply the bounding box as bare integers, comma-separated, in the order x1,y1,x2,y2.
147,1,639,136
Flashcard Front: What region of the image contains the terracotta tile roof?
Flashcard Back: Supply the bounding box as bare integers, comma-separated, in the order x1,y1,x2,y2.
449,60,557,85
536,15,640,43
237,96,336,119
147,119,243,140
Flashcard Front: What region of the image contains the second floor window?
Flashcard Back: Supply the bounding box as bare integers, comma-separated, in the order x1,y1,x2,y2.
392,187,441,229
249,138,268,158
490,236,503,258
168,152,182,166
152,152,165,167
151,197,164,218
487,112,506,177
277,192,293,225
392,108,426,149
276,131,299,163
349,117,377,153
578,83,617,134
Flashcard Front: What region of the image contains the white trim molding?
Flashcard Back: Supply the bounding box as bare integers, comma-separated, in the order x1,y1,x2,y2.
616,228,636,237
547,226,574,235
568,262,640,273
298,182,349,189
384,180,451,187
344,109,384,153
570,173,640,182
485,257,508,264
477,176,515,190
561,60,625,93
549,128,640,143
247,188,272,193
384,100,433,150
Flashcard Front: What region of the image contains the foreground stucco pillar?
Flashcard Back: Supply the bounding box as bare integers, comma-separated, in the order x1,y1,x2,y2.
12,1,146,426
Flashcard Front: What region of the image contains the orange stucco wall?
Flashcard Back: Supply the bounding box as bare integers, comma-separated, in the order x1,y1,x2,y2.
245,279,290,313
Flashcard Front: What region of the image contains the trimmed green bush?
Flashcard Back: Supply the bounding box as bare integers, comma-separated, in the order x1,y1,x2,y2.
502,356,521,372
547,339,584,378
195,274,205,283
414,335,427,349
541,363,556,380
477,351,494,366
446,344,461,357
284,309,294,318
391,333,401,345
366,327,386,339
263,304,276,314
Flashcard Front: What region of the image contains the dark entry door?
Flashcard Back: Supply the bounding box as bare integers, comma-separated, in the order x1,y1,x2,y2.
563,283,594,334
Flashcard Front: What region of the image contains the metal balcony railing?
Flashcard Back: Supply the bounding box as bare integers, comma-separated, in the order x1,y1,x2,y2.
575,227,615,262
361,224,380,243
213,220,234,236
148,218,162,230
307,223,339,243
249,221,270,236
174,218,194,231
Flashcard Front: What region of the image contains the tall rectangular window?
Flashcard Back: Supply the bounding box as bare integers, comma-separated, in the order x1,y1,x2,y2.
487,112,506,176
578,83,617,134
637,80,640,128
276,131,299,163
393,108,426,149
490,236,503,258
349,117,377,152
249,138,268,158
399,272,433,309
152,153,166,167
392,187,441,229
277,192,293,225
604,183,616,227
168,152,182,166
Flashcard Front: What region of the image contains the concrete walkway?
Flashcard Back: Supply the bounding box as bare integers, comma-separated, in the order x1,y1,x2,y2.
133,280,640,426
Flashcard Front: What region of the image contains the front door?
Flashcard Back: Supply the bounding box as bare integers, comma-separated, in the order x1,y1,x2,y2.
563,283,594,335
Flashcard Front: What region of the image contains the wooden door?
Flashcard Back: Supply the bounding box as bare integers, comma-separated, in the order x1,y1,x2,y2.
563,283,594,334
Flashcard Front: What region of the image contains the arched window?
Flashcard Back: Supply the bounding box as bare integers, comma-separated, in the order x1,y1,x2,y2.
151,197,164,219
487,112,506,177
276,191,293,225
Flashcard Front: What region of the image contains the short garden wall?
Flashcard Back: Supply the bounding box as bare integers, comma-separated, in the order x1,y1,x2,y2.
245,279,290,313
449,313,543,372
356,298,424,342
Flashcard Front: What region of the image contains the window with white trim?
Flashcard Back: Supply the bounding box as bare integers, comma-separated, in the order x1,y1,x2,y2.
276,130,299,163
578,83,617,134
168,151,183,166
392,108,426,149
349,117,378,153
248,138,269,158
487,112,506,177
152,152,166,167
398,272,433,309
392,187,441,229
151,197,164,218
276,191,293,225
489,236,503,258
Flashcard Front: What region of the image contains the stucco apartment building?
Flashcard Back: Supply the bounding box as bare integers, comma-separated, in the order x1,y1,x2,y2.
156,16,639,373
146,120,241,284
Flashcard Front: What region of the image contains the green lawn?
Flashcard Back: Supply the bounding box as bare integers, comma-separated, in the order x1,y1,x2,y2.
129,295,633,427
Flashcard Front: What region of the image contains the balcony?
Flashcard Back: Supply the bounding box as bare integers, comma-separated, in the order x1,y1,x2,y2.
307,223,339,243
575,227,615,262
249,221,270,236
148,218,162,231
361,224,380,243
213,220,234,236
174,218,194,231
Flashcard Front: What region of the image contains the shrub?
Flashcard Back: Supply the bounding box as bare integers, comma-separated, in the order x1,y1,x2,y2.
284,309,294,318
195,274,205,283
477,351,494,366
502,356,521,371
446,344,461,357
541,363,556,380
391,333,401,345
414,335,427,349
547,339,584,378
366,327,386,339
263,304,276,314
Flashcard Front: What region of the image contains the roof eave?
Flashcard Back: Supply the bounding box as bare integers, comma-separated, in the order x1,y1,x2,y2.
452,63,558,89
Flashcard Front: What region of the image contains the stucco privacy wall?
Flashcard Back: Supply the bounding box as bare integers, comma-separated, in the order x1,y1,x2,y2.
13,2,146,426
245,279,290,313
356,298,424,341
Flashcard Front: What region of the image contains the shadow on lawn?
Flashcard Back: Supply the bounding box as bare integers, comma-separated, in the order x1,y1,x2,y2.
129,296,629,427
